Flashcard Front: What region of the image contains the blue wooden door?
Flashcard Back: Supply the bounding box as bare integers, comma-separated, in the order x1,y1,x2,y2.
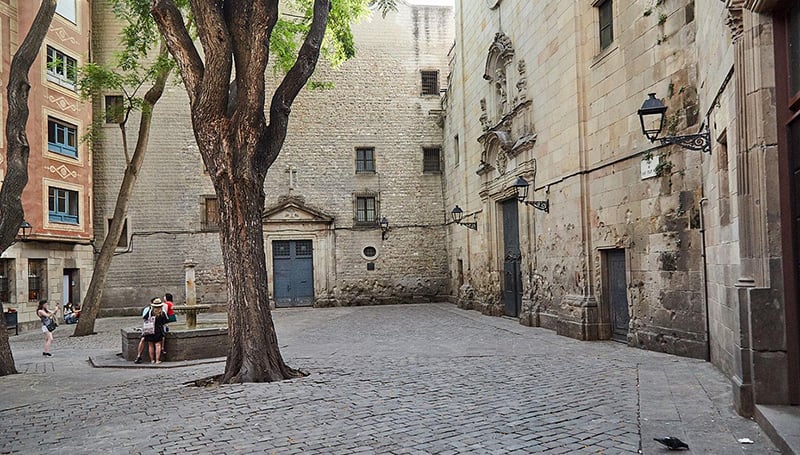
272,240,314,307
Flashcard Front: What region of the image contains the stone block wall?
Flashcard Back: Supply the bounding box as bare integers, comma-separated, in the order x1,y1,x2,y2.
443,0,710,359
92,3,453,311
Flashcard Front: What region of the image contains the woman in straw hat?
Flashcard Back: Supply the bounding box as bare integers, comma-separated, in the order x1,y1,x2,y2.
143,298,169,364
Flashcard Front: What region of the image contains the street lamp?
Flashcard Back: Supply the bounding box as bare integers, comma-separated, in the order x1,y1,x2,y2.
451,205,477,230
18,220,32,241
637,93,711,153
378,216,389,240
512,176,549,213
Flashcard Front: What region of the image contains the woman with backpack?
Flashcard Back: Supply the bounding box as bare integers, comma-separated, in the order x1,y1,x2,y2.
142,298,169,364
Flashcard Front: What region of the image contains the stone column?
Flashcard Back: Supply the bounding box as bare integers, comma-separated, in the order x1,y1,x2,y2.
184,259,198,328
727,0,788,416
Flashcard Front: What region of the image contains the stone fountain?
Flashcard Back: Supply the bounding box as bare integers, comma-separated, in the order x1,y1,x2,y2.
121,259,228,362
171,259,210,329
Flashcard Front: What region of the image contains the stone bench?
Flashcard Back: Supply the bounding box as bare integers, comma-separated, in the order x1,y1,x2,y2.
121,326,229,362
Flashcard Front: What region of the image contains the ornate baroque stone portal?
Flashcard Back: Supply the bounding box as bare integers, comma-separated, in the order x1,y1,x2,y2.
477,33,535,180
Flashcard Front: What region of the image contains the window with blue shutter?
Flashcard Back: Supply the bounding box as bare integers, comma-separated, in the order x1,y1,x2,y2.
48,187,79,224
47,117,78,158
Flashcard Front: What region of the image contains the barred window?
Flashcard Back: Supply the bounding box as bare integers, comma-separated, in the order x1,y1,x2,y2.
295,240,313,257
356,147,375,173
421,70,439,95
28,259,47,301
356,196,377,224
202,196,220,231
423,147,441,173
273,241,290,258
363,246,377,259
105,95,124,123
0,259,11,303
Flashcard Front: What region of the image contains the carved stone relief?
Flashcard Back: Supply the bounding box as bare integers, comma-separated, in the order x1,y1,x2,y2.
477,130,513,177
495,68,507,115
483,33,515,122
496,150,508,175
515,60,528,106
477,33,536,179
725,1,744,40
480,98,490,131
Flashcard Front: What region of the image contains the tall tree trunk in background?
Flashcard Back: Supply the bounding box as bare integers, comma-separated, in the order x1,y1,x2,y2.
73,61,170,336
0,0,58,376
152,0,330,382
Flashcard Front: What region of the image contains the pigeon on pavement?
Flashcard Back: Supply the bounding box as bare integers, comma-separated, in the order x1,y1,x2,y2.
654,436,690,450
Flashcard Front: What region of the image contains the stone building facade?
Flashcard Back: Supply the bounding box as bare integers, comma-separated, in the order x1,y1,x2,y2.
92,1,453,312
62,0,800,426
443,0,798,419
0,0,94,329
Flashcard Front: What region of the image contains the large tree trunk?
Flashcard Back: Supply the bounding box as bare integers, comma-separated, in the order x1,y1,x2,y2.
0,0,58,377
73,54,170,337
217,172,302,382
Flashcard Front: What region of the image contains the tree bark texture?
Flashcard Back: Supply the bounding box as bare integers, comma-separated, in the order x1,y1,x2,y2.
0,0,58,377
73,59,170,337
151,0,330,382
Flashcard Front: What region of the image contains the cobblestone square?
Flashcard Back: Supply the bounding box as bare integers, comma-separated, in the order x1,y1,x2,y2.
0,304,779,454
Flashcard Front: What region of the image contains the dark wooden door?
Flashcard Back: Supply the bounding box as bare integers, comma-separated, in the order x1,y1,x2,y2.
777,5,800,403
606,249,630,342
272,240,314,307
502,199,522,317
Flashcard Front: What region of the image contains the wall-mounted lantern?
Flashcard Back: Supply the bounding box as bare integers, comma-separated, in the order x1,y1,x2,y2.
637,93,711,153
451,205,477,230
18,220,32,241
512,176,549,213
378,216,389,240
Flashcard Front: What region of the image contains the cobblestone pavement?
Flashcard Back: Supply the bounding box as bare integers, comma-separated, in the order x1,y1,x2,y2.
0,304,780,454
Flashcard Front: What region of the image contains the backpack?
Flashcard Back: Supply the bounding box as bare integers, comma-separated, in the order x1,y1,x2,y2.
142,315,156,335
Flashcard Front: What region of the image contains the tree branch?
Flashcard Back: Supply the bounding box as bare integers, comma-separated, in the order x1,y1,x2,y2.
225,0,275,119
262,0,330,169
0,0,57,252
151,0,204,102
186,0,232,117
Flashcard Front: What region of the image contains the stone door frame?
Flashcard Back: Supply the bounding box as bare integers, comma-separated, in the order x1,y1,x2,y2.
263,197,334,307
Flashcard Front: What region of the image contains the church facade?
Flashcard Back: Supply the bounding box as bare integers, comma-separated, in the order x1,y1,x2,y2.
92,1,454,312
442,0,799,417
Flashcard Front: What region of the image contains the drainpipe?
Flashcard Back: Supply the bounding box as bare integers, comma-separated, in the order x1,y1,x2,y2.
699,197,711,362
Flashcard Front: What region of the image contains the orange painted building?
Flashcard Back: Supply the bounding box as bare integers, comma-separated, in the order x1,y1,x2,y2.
1,0,93,328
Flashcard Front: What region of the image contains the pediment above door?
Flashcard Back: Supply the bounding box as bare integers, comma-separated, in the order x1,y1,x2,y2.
263,196,334,225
